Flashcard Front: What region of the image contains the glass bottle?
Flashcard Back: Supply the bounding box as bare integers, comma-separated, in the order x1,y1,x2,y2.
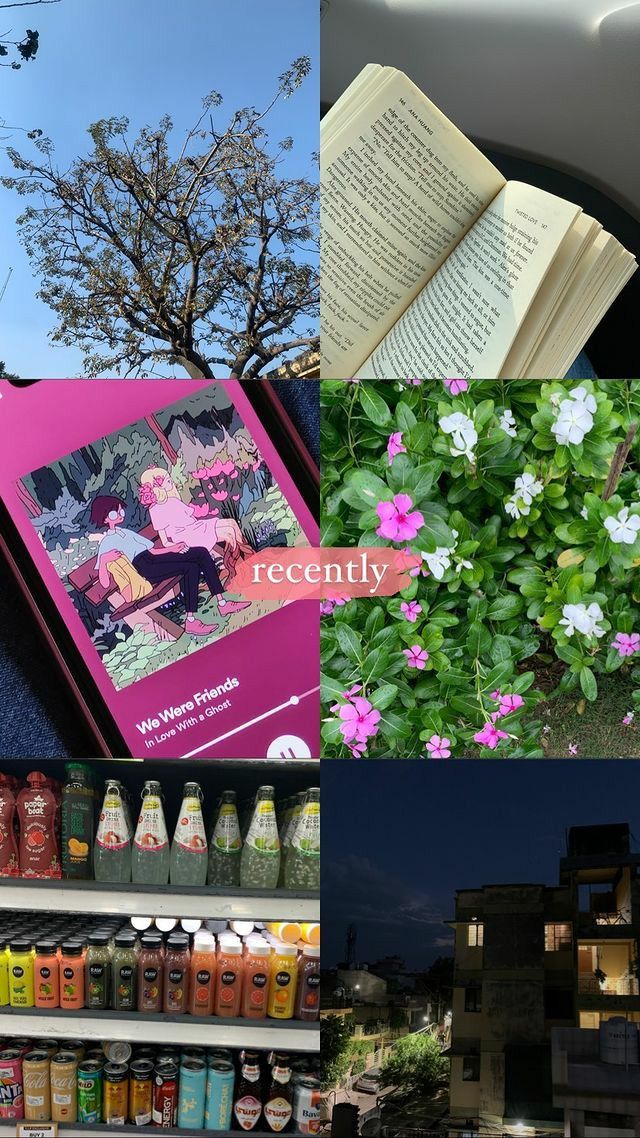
208,791,242,887
285,789,320,891
240,787,281,890
61,762,94,879
94,780,131,883
170,782,207,887
264,1055,293,1133
132,781,169,886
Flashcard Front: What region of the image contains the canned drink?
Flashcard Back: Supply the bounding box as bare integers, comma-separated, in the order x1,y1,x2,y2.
156,1049,181,1065
51,1051,78,1123
6,1039,32,1057
104,1062,129,1126
133,1047,156,1062
294,1079,321,1135
34,1039,59,1059
181,1046,206,1062
178,1058,207,1130
85,1049,106,1065
205,1060,235,1130
103,1041,133,1065
23,1051,50,1122
0,1049,24,1120
63,1040,86,1062
129,1059,154,1126
207,1048,233,1065
77,1060,103,1125
153,1060,178,1128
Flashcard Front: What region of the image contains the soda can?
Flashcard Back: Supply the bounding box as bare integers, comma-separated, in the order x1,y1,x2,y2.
294,1079,321,1135
34,1039,59,1059
129,1059,154,1126
178,1058,207,1130
6,1039,32,1057
181,1046,206,1062
77,1060,103,1125
153,1060,178,1128
207,1048,233,1065
104,1062,129,1126
205,1059,235,1130
51,1051,78,1123
23,1051,50,1122
63,1040,86,1062
0,1049,24,1120
103,1041,133,1065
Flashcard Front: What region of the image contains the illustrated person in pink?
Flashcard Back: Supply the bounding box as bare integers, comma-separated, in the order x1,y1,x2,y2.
139,466,252,579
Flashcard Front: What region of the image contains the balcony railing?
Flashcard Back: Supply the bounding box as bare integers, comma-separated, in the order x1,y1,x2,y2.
578,976,640,995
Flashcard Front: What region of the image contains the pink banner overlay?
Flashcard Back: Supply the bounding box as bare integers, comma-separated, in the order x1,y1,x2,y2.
231,548,422,602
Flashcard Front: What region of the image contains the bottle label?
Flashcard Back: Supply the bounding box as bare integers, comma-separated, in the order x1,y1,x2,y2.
292,802,320,857
246,801,279,854
175,797,207,852
96,796,128,851
213,804,242,854
134,797,168,852
265,1097,293,1131
235,1094,262,1130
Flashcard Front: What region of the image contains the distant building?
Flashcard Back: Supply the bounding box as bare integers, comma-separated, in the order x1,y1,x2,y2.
552,1021,640,1136
447,823,640,1137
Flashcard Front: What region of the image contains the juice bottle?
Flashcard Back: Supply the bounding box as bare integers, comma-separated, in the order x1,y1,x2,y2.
163,932,190,1014
0,774,19,877
34,939,60,1008
267,945,298,1019
284,789,320,891
85,931,112,1010
170,782,207,887
132,781,169,886
240,787,281,890
137,932,164,1013
214,943,243,1017
0,938,8,1006
241,941,271,1019
59,941,85,1010
267,922,302,943
112,931,138,1011
208,791,242,886
188,931,217,1017
61,763,94,879
16,771,61,879
94,780,131,883
8,938,35,1007
294,946,320,1022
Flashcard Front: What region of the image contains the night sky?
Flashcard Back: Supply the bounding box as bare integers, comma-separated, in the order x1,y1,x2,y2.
322,761,640,970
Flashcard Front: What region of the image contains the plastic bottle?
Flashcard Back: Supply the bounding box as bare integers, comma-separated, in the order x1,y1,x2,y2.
163,932,190,1014
241,941,271,1019
34,939,60,1008
94,780,131,883
300,923,320,947
188,931,217,1017
17,772,61,879
267,945,298,1019
295,946,320,1022
208,791,242,887
132,781,169,886
112,932,138,1011
61,763,94,879
137,932,164,1013
59,941,85,1010
0,774,19,877
8,938,35,1007
85,932,112,1010
285,789,320,891
0,938,8,1005
240,787,281,890
214,943,244,1017
170,782,207,887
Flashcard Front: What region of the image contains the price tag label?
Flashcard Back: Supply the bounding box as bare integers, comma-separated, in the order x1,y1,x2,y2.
16,1125,58,1138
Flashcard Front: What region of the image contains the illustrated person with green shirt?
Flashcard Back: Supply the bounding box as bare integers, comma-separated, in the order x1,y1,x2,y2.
90,494,249,637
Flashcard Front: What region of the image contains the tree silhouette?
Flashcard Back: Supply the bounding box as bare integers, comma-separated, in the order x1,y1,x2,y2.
0,0,60,69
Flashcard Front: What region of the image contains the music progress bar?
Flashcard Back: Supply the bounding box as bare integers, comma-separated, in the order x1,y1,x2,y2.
179,686,320,758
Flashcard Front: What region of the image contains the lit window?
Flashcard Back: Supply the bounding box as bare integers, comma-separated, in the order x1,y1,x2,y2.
467,923,484,947
545,923,572,952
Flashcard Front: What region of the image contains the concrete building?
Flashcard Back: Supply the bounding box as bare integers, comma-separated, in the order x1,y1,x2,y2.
552,1022,640,1137
448,823,640,1137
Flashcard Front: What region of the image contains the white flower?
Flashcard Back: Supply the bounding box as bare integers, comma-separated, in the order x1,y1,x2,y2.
505,471,543,519
506,497,528,519
580,506,589,520
559,602,606,639
439,412,478,461
604,506,640,545
421,546,454,580
499,409,517,437
455,558,473,573
551,387,597,446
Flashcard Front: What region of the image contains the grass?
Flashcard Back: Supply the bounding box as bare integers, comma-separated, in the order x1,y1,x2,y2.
536,672,639,759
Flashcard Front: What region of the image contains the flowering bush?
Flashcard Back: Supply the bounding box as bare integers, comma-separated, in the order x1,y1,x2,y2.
320,380,640,758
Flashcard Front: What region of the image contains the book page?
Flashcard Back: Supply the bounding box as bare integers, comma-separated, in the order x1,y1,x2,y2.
355,182,582,380
321,67,505,378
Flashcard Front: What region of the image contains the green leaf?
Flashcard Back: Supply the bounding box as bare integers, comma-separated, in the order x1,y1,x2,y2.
488,594,524,621
362,647,391,684
359,385,392,426
579,667,598,702
321,515,343,546
344,469,390,506
320,673,347,704
336,623,362,663
369,683,399,710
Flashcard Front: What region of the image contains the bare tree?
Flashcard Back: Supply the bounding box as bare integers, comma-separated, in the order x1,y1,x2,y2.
1,57,319,377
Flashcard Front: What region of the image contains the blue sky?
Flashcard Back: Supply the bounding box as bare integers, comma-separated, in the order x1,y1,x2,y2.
0,0,319,376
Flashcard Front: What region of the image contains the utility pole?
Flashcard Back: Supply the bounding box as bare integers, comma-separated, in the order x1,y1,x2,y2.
0,267,12,305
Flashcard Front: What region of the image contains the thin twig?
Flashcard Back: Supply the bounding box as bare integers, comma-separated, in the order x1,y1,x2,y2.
603,423,639,500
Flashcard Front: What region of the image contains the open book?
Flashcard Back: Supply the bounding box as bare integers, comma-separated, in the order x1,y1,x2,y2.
321,65,637,379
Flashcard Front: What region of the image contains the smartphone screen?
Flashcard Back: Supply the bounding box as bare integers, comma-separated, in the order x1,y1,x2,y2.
0,380,319,760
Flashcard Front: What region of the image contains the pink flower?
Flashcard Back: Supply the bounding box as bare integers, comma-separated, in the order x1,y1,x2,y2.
403,645,429,670
387,432,407,466
191,503,211,518
623,712,635,726
612,632,640,657
212,490,228,501
403,379,422,386
568,743,578,756
443,379,469,395
320,600,336,615
490,689,502,700
376,494,424,542
139,483,158,508
425,734,452,758
498,693,525,716
329,685,362,712
400,601,422,623
348,740,367,757
339,698,381,744
474,722,509,750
